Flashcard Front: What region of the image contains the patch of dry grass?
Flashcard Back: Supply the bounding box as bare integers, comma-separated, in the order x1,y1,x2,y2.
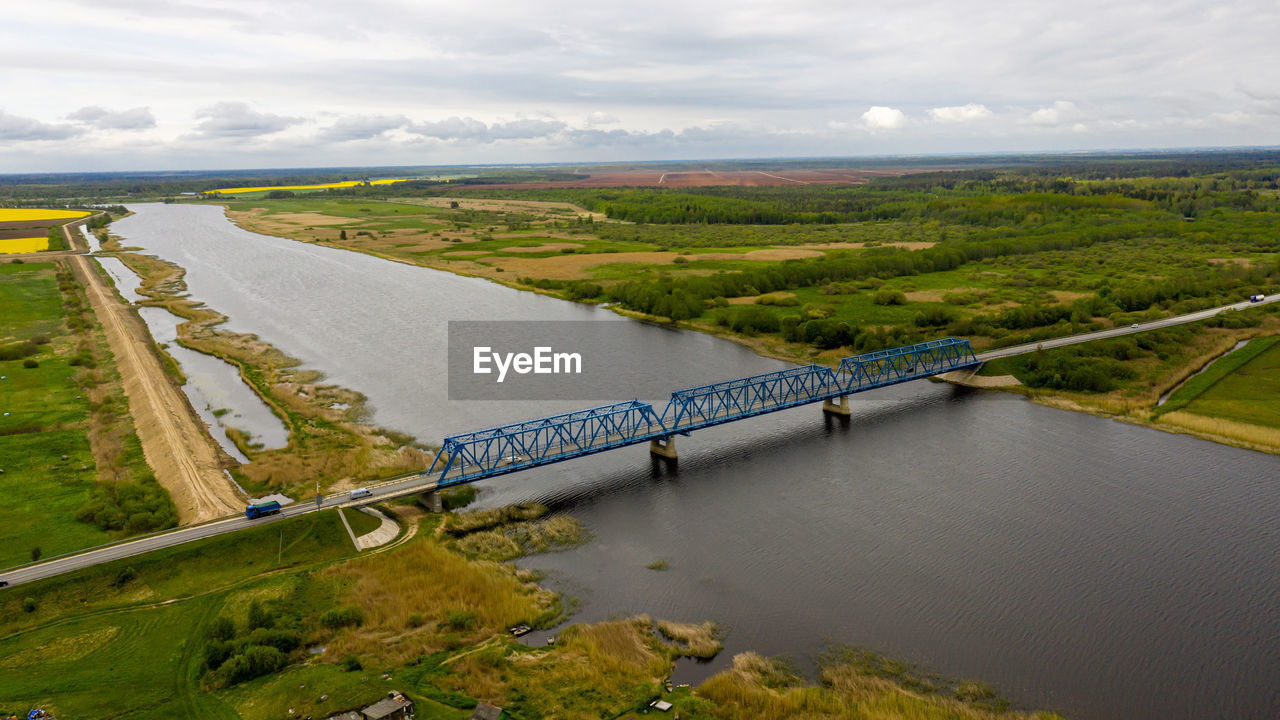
657,619,723,658
322,522,555,663
1157,411,1280,453
698,652,1068,720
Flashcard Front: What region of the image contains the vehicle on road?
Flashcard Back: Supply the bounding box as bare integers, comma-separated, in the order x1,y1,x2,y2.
1250,294,1266,302
0,580,8,588
245,500,282,519
349,488,373,500
1131,323,1140,328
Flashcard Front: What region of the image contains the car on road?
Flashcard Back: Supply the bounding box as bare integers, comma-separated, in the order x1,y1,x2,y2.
1131,323,1140,328
349,488,373,500
0,580,8,588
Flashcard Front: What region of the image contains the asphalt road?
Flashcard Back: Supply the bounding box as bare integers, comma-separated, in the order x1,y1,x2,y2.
3,294,1275,588
975,295,1280,361
0,472,438,587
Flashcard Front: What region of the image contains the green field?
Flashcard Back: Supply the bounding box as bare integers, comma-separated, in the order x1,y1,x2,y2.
1181,337,1280,426
0,512,365,719
0,262,109,566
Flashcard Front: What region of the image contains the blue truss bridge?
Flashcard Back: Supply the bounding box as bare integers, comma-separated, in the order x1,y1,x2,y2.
426,337,978,489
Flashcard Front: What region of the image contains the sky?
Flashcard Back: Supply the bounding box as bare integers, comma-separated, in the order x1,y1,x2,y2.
2,0,1279,173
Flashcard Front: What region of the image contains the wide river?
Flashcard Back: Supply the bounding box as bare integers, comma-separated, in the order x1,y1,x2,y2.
113,204,1280,720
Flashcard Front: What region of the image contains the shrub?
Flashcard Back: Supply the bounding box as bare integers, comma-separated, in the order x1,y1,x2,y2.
340,654,363,672
22,597,36,613
112,566,137,588
444,610,477,631
207,616,237,642
247,599,275,630
873,288,907,306
247,628,301,653
406,613,425,628
216,646,287,686
320,605,364,630
202,639,235,670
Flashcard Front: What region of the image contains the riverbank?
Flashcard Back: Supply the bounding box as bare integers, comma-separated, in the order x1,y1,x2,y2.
0,498,1067,720
97,228,432,499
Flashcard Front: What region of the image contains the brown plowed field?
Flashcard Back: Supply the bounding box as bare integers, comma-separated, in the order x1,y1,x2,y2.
0,218,67,239
459,167,927,190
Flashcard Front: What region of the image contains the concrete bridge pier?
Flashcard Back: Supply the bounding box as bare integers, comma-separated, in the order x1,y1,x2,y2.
649,437,678,459
822,396,851,416
420,490,443,513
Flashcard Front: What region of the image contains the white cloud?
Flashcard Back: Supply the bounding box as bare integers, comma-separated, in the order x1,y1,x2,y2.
407,116,567,143
585,111,620,126
1029,101,1081,126
928,103,992,123
316,114,407,142
67,105,156,130
191,102,302,138
861,106,906,130
0,110,82,141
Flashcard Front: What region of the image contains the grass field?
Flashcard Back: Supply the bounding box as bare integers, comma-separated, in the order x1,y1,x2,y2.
0,512,357,719
1180,336,1280,426
0,262,109,566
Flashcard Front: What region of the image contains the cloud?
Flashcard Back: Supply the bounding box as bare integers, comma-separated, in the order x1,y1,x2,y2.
1029,101,1080,126
191,101,302,138
585,111,620,126
0,110,83,141
407,116,567,142
67,105,156,130
316,114,407,142
861,106,906,130
928,103,992,123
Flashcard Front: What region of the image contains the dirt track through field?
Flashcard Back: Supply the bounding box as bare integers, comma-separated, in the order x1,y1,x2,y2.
68,251,241,523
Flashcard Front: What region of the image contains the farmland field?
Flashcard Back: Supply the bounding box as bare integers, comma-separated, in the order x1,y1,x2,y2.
207,179,409,195
0,237,48,253
0,209,90,222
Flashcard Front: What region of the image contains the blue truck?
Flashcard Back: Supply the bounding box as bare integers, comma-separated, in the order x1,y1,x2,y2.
245,500,282,519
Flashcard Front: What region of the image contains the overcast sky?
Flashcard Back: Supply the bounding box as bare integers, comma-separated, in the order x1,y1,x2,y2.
3,0,1279,172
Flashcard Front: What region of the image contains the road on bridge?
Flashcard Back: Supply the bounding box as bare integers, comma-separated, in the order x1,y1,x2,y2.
3,294,1275,588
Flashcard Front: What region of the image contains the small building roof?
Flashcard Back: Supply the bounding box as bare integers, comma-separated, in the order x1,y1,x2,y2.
362,696,412,720
469,701,503,720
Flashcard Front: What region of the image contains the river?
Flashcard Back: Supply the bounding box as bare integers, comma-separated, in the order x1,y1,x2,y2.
111,203,1280,720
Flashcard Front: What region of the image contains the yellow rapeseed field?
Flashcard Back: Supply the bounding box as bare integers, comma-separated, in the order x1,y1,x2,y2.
0,237,49,253
0,209,91,222
207,179,409,194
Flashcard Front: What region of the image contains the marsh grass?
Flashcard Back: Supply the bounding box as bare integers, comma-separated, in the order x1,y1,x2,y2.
698,651,1068,720
657,619,723,659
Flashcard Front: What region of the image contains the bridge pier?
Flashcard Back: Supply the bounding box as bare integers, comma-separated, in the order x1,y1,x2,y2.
822,396,851,416
420,490,443,513
649,437,678,459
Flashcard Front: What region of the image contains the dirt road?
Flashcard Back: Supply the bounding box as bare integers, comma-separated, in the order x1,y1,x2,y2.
68,251,242,522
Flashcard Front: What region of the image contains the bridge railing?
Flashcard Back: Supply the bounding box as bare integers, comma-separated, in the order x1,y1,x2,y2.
428,400,667,487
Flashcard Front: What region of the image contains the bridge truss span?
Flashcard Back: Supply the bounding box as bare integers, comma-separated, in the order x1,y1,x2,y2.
424,337,979,489
661,363,840,433
428,399,667,487
835,337,978,392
